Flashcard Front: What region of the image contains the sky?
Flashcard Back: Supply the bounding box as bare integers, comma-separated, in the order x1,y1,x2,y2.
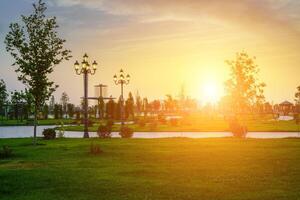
0,0,300,105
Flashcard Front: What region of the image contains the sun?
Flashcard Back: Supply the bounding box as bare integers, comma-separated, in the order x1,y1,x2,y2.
201,82,221,104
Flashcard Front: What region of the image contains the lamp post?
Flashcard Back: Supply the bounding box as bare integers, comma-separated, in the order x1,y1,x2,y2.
74,53,98,138
113,69,130,126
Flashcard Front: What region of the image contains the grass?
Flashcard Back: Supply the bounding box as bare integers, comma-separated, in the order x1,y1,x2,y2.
63,118,300,132
0,138,300,200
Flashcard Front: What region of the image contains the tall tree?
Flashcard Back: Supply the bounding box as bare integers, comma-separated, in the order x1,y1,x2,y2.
5,0,71,144
49,95,55,116
60,92,69,118
295,86,300,105
67,103,75,118
225,52,266,115
0,80,8,118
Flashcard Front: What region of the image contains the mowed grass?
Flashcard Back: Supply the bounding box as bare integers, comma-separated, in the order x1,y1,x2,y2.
0,138,300,200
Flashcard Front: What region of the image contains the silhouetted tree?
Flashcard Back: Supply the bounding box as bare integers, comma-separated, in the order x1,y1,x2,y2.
106,99,115,119
60,92,69,118
67,103,75,118
0,80,8,118
5,0,71,144
125,92,134,119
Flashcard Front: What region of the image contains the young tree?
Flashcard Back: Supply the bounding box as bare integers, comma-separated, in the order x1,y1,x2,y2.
224,52,265,137
225,52,266,115
60,92,69,118
5,0,71,144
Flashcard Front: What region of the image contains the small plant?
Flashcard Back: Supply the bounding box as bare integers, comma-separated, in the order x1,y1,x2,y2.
97,125,112,138
119,126,134,138
0,146,13,159
89,142,102,155
42,128,56,140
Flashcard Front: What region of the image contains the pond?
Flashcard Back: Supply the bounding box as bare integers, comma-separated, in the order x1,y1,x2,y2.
0,126,300,139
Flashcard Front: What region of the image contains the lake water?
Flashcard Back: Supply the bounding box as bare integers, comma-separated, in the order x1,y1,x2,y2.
0,126,300,139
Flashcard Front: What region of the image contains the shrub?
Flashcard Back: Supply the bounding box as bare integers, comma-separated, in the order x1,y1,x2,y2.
89,142,102,155
0,146,13,159
42,128,56,140
119,126,134,138
97,125,112,138
229,120,248,138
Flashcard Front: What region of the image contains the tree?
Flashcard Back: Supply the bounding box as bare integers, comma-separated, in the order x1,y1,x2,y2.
135,91,142,116
225,52,266,115
0,80,8,118
295,86,300,105
54,103,61,119
49,95,55,116
43,104,49,119
60,92,69,118
67,103,75,118
125,92,134,119
10,90,25,121
5,0,71,144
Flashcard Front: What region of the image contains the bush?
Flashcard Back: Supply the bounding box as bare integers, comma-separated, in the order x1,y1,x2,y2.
89,142,102,155
42,128,56,140
119,126,134,138
229,120,248,138
0,146,13,159
97,125,112,138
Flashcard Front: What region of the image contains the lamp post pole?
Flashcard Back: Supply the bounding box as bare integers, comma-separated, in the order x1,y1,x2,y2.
114,69,130,127
74,53,98,138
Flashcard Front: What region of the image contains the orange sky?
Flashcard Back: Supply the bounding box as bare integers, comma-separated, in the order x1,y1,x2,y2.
1,0,300,105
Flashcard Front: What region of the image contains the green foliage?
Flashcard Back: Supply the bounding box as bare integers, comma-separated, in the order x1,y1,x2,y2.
0,145,13,159
119,126,134,138
97,125,112,138
42,128,56,140
5,0,71,143
225,52,266,114
0,79,8,109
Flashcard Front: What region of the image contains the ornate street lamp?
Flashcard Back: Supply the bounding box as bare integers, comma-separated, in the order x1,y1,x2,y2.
113,69,130,126
74,53,98,138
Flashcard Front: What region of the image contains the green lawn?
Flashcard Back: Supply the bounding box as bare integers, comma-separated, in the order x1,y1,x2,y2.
63,119,300,132
0,138,300,200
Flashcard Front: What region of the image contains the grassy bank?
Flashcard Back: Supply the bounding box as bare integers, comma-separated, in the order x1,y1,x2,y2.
0,138,300,200
62,119,300,132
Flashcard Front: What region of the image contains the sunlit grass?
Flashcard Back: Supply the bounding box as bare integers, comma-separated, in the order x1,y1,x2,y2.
0,138,299,200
